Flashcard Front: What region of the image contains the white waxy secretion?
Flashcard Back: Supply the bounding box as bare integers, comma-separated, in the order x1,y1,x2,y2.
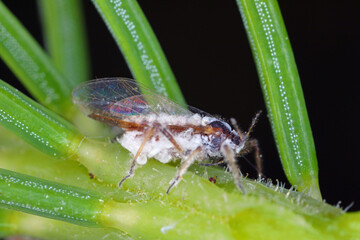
118,113,244,165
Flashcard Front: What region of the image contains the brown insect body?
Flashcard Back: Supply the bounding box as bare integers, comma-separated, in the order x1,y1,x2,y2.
73,78,262,194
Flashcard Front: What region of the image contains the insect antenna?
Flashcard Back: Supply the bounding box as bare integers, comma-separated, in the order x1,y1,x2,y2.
244,111,262,140
232,111,263,178
230,118,245,141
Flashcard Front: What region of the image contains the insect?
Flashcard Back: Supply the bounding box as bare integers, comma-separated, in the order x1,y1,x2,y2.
209,177,217,184
72,78,262,194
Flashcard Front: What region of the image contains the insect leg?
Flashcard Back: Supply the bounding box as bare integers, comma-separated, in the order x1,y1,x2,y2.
246,138,263,178
167,146,202,194
159,127,184,155
221,144,246,194
118,127,156,188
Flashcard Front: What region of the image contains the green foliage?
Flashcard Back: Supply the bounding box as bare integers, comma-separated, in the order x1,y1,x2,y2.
235,0,320,199
0,80,81,157
0,0,359,239
38,0,90,86
92,0,186,106
0,2,73,115
0,168,103,226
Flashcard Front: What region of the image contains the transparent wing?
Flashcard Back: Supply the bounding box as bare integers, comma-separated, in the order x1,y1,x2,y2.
72,78,194,123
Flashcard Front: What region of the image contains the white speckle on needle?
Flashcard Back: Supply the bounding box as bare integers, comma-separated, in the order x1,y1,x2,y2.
161,223,176,234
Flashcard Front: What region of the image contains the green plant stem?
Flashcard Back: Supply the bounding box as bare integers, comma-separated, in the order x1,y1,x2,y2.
2,168,358,240
102,200,235,240
91,0,186,106
235,0,320,199
0,2,73,115
38,0,90,87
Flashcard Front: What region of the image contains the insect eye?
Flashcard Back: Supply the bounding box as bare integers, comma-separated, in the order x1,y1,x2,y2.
231,134,241,145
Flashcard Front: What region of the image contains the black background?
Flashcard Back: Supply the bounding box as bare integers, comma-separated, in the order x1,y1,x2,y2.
1,1,359,211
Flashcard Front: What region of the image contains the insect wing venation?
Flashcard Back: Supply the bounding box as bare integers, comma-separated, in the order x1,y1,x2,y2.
72,78,193,126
